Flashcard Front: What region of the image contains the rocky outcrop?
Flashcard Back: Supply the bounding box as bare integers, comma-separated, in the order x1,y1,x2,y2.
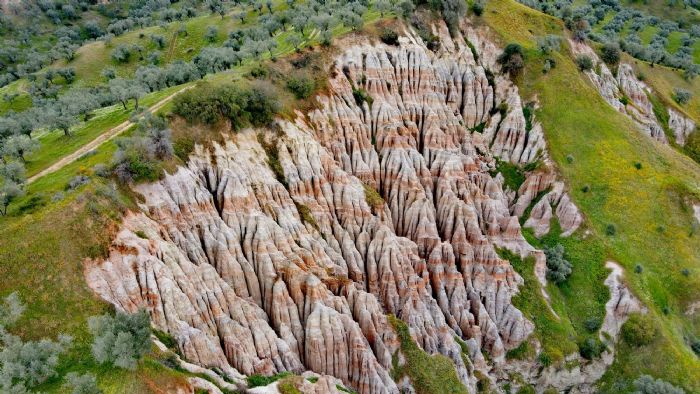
570,41,667,143
85,22,594,394
503,261,643,394
615,64,668,143
668,108,696,146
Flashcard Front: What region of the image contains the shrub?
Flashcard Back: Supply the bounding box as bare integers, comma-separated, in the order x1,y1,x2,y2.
63,372,103,394
681,268,690,277
380,29,399,46
497,43,525,76
111,44,131,63
621,313,656,346
249,64,269,79
584,317,602,333
352,88,373,107
173,83,278,128
673,88,691,105
600,42,621,65
632,375,684,394
537,34,561,54
470,1,484,16
690,337,700,356
579,337,605,360
634,162,642,169
635,264,643,274
88,309,151,370
111,114,172,183
576,55,593,71
286,75,316,99
605,224,616,236
566,154,574,163
205,26,218,42
67,175,90,190
544,244,572,284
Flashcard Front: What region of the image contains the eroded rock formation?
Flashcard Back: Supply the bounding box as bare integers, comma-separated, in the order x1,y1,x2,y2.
668,108,696,146
86,22,594,394
570,40,669,143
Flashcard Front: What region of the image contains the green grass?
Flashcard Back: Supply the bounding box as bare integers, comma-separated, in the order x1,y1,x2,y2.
24,84,186,178
496,247,579,364
485,0,700,390
388,315,468,394
0,80,32,115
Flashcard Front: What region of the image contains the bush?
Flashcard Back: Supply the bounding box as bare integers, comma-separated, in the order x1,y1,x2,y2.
600,42,621,65
67,175,90,190
584,317,602,333
673,88,692,105
544,244,572,284
173,83,278,128
576,55,593,71
352,88,373,107
635,264,643,274
63,372,103,394
497,43,525,76
88,309,151,370
621,313,656,346
111,114,172,183
380,29,399,46
537,35,561,54
286,75,316,99
470,1,484,16
632,375,684,394
579,337,605,360
603,224,616,236
111,44,131,63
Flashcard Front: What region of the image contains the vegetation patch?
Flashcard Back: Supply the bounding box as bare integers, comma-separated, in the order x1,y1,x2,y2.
388,315,468,394
247,371,294,388
490,159,526,191
363,183,385,210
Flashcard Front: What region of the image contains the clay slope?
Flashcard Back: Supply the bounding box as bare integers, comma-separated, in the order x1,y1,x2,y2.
86,22,589,393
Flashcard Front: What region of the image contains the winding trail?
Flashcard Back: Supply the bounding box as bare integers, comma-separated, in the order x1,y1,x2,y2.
28,87,190,184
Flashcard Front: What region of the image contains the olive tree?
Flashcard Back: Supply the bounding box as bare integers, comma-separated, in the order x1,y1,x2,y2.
544,244,572,284
109,78,146,110
1,135,39,163
88,309,151,370
0,293,73,391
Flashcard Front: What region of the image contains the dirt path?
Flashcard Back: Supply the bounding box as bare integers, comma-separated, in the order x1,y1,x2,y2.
27,87,190,184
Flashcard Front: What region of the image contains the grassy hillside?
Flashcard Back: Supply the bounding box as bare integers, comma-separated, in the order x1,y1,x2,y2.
483,0,700,391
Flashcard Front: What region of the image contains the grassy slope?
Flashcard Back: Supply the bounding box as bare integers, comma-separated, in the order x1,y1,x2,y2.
483,0,700,391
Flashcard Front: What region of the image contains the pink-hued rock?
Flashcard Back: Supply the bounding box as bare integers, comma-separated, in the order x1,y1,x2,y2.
86,20,590,394
570,41,668,144
668,108,696,146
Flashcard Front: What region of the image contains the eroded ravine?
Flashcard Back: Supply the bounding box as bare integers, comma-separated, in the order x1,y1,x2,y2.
85,20,642,394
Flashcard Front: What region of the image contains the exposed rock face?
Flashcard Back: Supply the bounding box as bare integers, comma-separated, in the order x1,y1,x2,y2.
616,64,668,143
86,23,591,393
668,108,696,146
570,41,667,143
512,171,582,238
504,261,643,394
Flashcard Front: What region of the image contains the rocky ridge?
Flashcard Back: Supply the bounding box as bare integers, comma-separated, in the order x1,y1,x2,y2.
570,40,697,146
82,21,643,394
